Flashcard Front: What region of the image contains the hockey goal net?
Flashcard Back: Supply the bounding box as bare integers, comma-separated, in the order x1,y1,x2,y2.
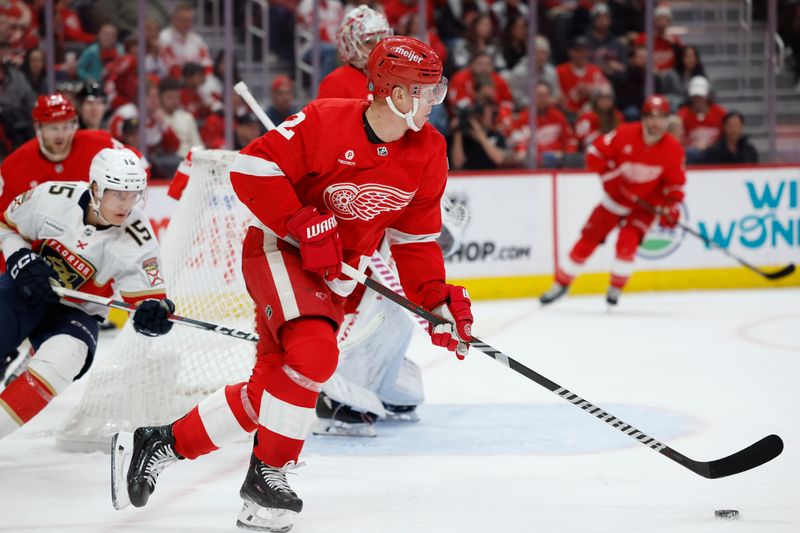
58,150,256,452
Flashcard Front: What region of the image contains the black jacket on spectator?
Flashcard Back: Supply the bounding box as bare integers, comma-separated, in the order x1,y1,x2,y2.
698,137,759,165
452,130,508,170
0,63,37,153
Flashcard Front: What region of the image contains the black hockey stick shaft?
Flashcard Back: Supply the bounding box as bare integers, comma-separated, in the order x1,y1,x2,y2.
52,286,260,343
340,263,783,479
636,198,795,281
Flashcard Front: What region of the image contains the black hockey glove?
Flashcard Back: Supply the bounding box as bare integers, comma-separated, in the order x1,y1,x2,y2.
7,249,60,306
133,298,176,337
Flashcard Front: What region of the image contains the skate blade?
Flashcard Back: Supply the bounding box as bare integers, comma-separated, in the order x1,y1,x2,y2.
111,432,134,510
382,410,419,423
312,419,376,438
237,500,296,532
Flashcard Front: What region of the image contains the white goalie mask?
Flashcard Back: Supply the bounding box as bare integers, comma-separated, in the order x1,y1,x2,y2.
337,6,393,70
88,147,147,222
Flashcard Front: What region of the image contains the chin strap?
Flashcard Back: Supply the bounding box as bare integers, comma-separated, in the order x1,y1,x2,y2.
385,95,421,132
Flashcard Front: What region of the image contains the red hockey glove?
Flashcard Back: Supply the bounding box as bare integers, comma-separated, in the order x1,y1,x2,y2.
657,204,680,229
286,206,343,281
422,284,474,360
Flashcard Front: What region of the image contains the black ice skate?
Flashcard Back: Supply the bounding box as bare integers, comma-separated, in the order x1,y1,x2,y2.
313,391,378,437
606,287,622,307
237,454,303,532
0,349,19,381
111,425,183,510
540,282,569,305
382,402,420,423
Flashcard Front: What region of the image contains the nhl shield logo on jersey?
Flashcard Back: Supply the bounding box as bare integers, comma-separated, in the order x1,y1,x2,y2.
323,182,416,221
39,239,96,289
377,146,388,156
142,257,164,286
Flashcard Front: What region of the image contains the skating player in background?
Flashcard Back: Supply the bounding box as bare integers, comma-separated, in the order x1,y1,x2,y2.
317,5,393,99
540,95,686,306
113,36,474,533
0,148,173,439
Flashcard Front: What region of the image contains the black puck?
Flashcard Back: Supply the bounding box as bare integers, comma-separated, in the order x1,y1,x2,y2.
714,510,740,519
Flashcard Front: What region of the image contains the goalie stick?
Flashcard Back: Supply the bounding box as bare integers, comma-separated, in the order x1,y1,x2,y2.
636,198,795,281
51,286,260,343
338,262,783,479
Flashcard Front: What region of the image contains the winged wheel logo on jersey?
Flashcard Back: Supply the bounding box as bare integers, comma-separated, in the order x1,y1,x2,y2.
377,146,388,156
323,183,416,221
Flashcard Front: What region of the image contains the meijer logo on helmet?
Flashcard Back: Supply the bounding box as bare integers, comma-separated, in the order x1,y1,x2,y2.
392,47,423,63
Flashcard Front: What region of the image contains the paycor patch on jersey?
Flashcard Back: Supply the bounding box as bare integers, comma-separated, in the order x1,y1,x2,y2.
39,239,96,289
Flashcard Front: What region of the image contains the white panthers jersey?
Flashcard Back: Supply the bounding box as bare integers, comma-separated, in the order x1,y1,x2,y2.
0,181,166,317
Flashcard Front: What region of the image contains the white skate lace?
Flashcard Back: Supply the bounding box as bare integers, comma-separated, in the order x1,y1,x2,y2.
257,461,305,493
144,444,179,487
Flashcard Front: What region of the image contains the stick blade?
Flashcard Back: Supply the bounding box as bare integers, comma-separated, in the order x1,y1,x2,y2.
763,263,795,280
704,434,784,479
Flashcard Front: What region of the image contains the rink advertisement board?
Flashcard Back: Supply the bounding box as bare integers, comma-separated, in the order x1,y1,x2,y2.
143,164,799,299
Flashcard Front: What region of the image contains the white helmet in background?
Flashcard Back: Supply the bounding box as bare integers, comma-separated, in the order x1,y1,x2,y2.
88,147,147,218
337,5,393,70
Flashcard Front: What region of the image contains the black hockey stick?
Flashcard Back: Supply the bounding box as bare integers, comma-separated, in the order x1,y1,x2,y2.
339,263,783,479
51,286,260,343
636,198,795,281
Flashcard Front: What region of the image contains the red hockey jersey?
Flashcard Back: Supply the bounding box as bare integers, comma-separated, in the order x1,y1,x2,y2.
586,122,686,210
555,62,608,114
317,65,369,100
677,103,727,150
508,107,578,157
229,98,448,304
0,129,141,213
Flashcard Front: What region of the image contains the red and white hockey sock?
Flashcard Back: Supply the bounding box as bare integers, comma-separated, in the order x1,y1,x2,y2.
0,371,54,438
173,382,258,459
610,257,635,289
555,252,585,286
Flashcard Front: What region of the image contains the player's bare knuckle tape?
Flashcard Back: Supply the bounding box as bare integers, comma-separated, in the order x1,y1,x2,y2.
259,390,317,440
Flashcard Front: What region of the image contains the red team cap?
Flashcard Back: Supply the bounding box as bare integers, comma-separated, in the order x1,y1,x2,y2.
641,94,670,117
32,93,77,123
367,36,443,100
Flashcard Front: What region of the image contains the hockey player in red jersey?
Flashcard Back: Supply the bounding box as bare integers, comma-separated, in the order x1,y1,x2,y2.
0,93,145,214
540,95,686,306
317,5,393,99
112,36,473,532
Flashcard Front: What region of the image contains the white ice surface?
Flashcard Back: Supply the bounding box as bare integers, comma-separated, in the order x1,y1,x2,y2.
1,288,798,532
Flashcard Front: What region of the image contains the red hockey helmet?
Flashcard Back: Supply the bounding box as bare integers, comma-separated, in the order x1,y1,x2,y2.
641,94,670,117
367,36,444,101
32,93,77,123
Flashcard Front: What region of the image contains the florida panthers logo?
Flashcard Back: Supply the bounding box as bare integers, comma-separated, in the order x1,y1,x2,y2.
324,183,416,221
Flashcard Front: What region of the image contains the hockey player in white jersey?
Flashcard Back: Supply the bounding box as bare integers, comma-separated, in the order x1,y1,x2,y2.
315,195,470,436
0,148,174,438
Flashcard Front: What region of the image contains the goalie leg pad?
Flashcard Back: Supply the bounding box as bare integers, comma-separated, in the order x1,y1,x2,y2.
378,357,424,409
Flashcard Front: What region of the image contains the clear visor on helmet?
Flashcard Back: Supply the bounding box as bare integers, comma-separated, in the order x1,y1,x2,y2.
418,77,448,106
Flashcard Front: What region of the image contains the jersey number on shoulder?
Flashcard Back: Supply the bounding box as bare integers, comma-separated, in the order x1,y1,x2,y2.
49,184,76,198
275,112,306,140
125,220,153,246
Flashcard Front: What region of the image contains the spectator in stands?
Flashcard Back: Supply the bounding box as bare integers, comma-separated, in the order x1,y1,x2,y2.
698,111,758,165
499,15,527,71
53,0,95,46
269,0,297,67
666,112,683,140
584,3,627,84
21,48,47,95
448,13,503,72
393,12,449,67
0,2,28,65
491,0,528,38
674,45,705,89
677,75,727,162
546,0,581,64
297,0,344,81
77,81,107,130
159,77,202,157
633,4,683,73
614,44,658,121
159,3,213,79
144,19,168,79
449,51,515,112
608,0,645,39
0,59,36,149
198,50,241,116
181,62,209,121
383,0,434,30
509,80,577,168
77,23,123,83
449,75,512,170
437,0,489,52
117,116,140,148
54,80,82,109
574,84,622,151
104,35,138,110
109,82,180,159
556,36,608,118
504,35,561,108
266,75,298,126
234,112,263,150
